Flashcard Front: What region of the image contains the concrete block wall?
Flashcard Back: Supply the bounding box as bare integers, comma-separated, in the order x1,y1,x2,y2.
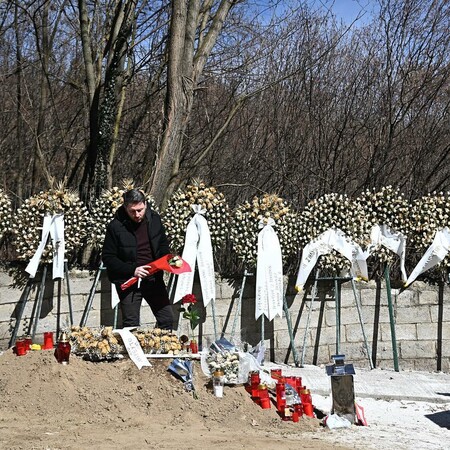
0,270,448,372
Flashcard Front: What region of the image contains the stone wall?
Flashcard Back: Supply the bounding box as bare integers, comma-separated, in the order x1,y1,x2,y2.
0,270,448,372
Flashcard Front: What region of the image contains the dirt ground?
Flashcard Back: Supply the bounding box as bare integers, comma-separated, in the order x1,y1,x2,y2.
0,349,351,450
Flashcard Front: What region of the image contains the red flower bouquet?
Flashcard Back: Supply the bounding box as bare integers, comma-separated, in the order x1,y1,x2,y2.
120,254,191,291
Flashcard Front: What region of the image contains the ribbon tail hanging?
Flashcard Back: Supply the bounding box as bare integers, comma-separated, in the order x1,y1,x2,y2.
173,218,199,302
25,214,53,278
195,214,215,307
50,213,65,279
256,222,283,321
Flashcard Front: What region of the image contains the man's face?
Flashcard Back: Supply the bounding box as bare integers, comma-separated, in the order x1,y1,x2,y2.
125,202,147,223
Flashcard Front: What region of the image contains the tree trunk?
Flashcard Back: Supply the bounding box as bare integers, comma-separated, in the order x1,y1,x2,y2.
146,0,236,208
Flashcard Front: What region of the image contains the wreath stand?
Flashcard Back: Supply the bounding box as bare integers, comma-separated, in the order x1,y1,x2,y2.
229,269,300,367
299,270,374,369
9,261,74,348
79,262,116,327
383,264,400,371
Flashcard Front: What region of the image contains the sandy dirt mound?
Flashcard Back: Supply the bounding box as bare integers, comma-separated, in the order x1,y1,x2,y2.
0,349,349,450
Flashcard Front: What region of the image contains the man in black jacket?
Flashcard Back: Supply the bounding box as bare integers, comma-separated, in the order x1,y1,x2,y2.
102,189,174,329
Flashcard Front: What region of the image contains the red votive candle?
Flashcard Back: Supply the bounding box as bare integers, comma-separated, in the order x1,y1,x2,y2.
295,377,303,393
43,332,54,350
260,397,271,409
56,332,71,365
300,389,314,417
189,340,198,354
15,339,27,356
276,381,286,413
24,335,32,351
250,371,260,387
285,376,295,388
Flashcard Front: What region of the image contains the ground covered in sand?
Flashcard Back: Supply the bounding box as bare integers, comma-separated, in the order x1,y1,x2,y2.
0,349,350,450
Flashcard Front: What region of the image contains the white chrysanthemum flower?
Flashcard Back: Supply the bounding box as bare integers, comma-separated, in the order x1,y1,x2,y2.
230,194,302,268
12,183,90,264
299,193,369,274
408,191,450,281
355,186,410,267
163,179,231,252
0,189,12,242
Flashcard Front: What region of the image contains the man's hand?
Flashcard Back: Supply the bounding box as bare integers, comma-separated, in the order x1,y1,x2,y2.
134,265,152,279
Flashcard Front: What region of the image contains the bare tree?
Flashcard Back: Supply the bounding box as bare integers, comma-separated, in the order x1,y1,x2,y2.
144,0,240,207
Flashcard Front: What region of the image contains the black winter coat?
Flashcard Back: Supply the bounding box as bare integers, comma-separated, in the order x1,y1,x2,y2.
102,205,170,284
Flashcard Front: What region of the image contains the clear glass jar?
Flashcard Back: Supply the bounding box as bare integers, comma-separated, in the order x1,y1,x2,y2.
213,370,225,397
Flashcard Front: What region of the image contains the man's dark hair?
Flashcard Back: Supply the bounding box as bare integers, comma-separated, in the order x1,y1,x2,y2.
123,189,146,206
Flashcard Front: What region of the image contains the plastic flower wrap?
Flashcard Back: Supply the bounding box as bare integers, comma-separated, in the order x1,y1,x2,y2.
163,179,230,252
0,189,12,242
230,194,302,268
200,338,268,385
205,347,240,384
87,179,158,249
12,183,90,264
355,186,410,267
408,192,450,281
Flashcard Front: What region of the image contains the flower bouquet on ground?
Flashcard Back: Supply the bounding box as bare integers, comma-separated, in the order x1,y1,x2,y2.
168,358,198,399
179,294,201,353
120,254,191,290
200,338,270,386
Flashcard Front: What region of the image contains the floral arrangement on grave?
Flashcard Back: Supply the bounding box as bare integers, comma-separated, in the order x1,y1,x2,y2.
354,186,411,270
87,179,158,249
69,326,181,359
179,294,201,352
204,348,240,384
230,193,302,268
0,188,12,242
162,179,230,252
407,191,450,283
299,192,369,275
10,182,90,286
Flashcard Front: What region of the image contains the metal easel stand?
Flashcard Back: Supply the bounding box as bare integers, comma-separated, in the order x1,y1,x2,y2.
230,269,253,341
9,262,73,347
283,292,300,367
300,269,320,367
210,298,218,342
79,262,105,327
384,264,399,372
300,270,373,369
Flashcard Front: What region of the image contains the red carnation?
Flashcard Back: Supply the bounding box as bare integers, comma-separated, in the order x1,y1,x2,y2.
181,294,197,305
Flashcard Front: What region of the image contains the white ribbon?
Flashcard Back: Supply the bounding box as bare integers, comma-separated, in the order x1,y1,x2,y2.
295,228,368,291
111,283,120,309
255,219,283,321
113,328,151,369
405,227,450,287
26,213,65,279
174,205,215,306
366,224,408,283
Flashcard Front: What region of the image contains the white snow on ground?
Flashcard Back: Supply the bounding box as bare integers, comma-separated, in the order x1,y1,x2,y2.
311,394,450,450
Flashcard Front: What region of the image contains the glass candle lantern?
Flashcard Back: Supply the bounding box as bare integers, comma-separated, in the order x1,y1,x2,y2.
213,369,225,398
56,332,71,365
